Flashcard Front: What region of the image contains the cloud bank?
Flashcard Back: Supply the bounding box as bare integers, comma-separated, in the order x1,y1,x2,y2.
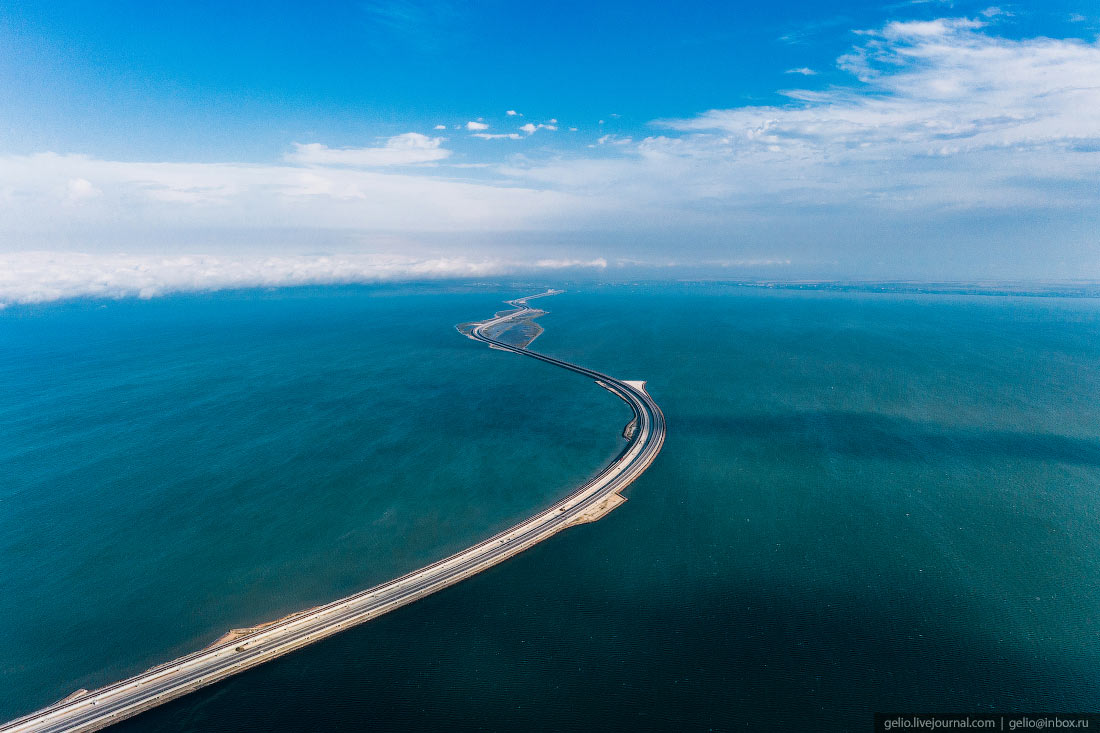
0,151,588,231
0,252,610,306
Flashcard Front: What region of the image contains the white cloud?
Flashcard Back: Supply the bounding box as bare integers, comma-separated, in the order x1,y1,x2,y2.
506,110,520,116
0,150,589,233
533,257,607,269
0,252,614,306
466,120,489,130
491,16,1100,271
1069,13,1086,22
65,178,102,202
286,133,450,167
652,17,1100,196
519,122,557,135
595,134,632,146
785,67,818,75
2,18,1098,279
471,132,523,140
433,124,447,130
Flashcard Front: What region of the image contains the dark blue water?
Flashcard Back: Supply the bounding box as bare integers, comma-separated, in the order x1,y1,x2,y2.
4,284,1100,731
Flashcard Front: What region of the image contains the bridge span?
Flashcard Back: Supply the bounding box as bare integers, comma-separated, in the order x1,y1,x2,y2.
2,291,665,733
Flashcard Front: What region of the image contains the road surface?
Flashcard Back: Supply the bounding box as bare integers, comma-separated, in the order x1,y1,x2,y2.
2,291,665,733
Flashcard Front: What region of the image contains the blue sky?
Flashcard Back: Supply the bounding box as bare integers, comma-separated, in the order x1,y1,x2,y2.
0,0,1098,301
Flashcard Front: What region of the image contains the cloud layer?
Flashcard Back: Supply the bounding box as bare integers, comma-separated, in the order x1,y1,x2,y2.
0,252,609,306
1,16,1098,283
670,18,1100,159
0,151,587,231
496,15,1100,259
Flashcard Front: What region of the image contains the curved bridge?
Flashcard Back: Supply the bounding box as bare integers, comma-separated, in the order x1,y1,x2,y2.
2,291,665,733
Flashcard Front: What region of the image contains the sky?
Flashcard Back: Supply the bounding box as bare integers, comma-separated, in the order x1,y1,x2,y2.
0,0,1098,302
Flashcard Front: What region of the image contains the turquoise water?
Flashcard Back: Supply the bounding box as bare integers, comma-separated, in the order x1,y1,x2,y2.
0,286,631,719
4,284,1100,730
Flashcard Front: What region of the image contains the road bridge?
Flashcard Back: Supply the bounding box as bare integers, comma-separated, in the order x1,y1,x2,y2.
2,291,665,733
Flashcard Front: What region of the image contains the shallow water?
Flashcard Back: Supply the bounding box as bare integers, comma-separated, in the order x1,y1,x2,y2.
5,284,1100,730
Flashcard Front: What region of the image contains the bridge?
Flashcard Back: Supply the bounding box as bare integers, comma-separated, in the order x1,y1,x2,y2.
2,291,665,733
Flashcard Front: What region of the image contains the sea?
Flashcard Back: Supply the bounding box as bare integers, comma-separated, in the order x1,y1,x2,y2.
2,283,1099,731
